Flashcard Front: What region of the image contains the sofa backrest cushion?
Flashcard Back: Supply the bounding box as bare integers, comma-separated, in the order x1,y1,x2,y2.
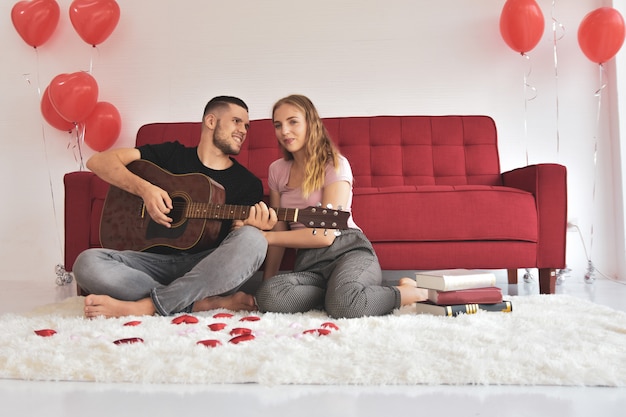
136,115,502,193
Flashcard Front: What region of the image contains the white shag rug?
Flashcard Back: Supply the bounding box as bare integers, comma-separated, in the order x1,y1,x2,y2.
1,294,625,386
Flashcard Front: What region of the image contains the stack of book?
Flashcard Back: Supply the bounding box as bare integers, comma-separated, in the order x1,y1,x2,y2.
413,269,512,317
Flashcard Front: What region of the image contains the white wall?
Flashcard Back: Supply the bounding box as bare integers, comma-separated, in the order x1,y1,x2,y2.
1,0,622,285
614,0,626,282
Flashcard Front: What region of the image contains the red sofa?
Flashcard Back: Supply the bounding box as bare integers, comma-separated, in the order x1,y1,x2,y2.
64,115,567,294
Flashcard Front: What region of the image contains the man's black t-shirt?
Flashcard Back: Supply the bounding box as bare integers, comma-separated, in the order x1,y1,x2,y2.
138,141,263,250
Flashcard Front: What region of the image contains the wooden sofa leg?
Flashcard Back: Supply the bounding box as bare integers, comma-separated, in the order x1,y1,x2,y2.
507,269,518,284
538,268,557,294
76,283,89,297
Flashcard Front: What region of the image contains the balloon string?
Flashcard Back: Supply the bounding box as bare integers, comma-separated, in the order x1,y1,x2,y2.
522,53,536,166
40,123,65,262
32,48,66,267
589,64,606,258
551,0,565,156
35,47,42,97
21,48,41,93
551,1,566,42
594,64,607,97
89,46,100,75
72,122,86,171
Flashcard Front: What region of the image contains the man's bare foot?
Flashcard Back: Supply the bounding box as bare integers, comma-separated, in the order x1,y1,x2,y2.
397,277,428,306
84,294,156,319
192,291,257,313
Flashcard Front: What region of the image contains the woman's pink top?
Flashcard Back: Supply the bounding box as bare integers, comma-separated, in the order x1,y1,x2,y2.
268,155,360,230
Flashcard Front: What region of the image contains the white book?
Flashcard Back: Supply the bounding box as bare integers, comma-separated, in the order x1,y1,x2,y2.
414,269,497,291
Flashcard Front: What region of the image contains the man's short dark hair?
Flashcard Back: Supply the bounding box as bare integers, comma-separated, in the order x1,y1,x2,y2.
203,96,249,118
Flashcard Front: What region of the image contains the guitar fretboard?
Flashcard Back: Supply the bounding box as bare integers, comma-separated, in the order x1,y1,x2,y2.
184,203,298,223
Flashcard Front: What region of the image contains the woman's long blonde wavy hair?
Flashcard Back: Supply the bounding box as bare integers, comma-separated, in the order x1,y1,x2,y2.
272,95,340,198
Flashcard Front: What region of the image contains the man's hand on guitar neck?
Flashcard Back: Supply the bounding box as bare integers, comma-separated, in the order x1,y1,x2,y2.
232,202,277,231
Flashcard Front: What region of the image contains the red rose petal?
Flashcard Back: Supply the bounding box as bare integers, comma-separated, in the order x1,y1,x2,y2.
197,339,222,348
239,316,260,322
113,337,144,345
229,327,252,336
171,314,199,324
208,323,227,331
34,329,56,337
213,312,234,319
321,322,339,330
123,320,142,327
303,328,332,336
229,334,255,344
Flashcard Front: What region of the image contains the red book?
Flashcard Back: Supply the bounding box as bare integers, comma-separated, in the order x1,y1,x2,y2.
427,286,503,305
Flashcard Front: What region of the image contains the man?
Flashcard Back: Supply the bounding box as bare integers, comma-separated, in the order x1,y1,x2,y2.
73,96,277,318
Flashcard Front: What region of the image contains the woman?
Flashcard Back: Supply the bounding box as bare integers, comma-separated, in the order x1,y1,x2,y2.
255,94,426,318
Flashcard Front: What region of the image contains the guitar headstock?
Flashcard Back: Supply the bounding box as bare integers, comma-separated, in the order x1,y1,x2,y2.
297,205,350,230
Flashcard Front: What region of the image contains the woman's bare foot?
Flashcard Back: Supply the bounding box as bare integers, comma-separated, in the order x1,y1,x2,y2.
396,277,428,306
192,291,257,313
84,294,156,318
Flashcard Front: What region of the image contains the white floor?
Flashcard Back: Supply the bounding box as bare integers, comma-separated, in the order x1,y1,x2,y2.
1,270,625,417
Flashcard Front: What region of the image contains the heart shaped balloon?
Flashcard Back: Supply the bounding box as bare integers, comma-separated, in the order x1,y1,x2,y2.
41,86,75,132
48,71,99,123
11,0,60,48
69,0,120,46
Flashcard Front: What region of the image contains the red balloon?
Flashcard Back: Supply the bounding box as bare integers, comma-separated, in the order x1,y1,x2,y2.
48,72,99,123
578,7,626,64
69,0,120,47
11,0,60,48
499,0,545,54
41,86,74,132
83,102,121,151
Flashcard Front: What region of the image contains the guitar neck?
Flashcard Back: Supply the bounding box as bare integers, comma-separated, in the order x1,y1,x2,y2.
185,203,299,223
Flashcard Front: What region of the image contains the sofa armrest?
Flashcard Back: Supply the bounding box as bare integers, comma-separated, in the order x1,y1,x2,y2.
63,171,106,271
501,163,567,268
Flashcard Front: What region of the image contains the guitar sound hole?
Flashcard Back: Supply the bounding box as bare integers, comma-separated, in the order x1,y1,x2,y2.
170,196,187,227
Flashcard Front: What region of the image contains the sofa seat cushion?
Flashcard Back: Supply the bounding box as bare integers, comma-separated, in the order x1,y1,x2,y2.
352,185,537,243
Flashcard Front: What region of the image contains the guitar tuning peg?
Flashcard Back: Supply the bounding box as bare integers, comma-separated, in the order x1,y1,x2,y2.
312,229,317,235
334,230,342,237
326,203,333,209
316,202,322,207
324,229,328,236
337,205,343,211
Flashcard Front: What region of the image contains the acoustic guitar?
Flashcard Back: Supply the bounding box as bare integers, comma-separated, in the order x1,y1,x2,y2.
99,160,350,252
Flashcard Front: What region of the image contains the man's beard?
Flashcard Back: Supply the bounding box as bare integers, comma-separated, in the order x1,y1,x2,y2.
213,120,241,155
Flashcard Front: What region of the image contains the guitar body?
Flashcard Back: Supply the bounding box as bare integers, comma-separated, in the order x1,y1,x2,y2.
100,160,225,252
